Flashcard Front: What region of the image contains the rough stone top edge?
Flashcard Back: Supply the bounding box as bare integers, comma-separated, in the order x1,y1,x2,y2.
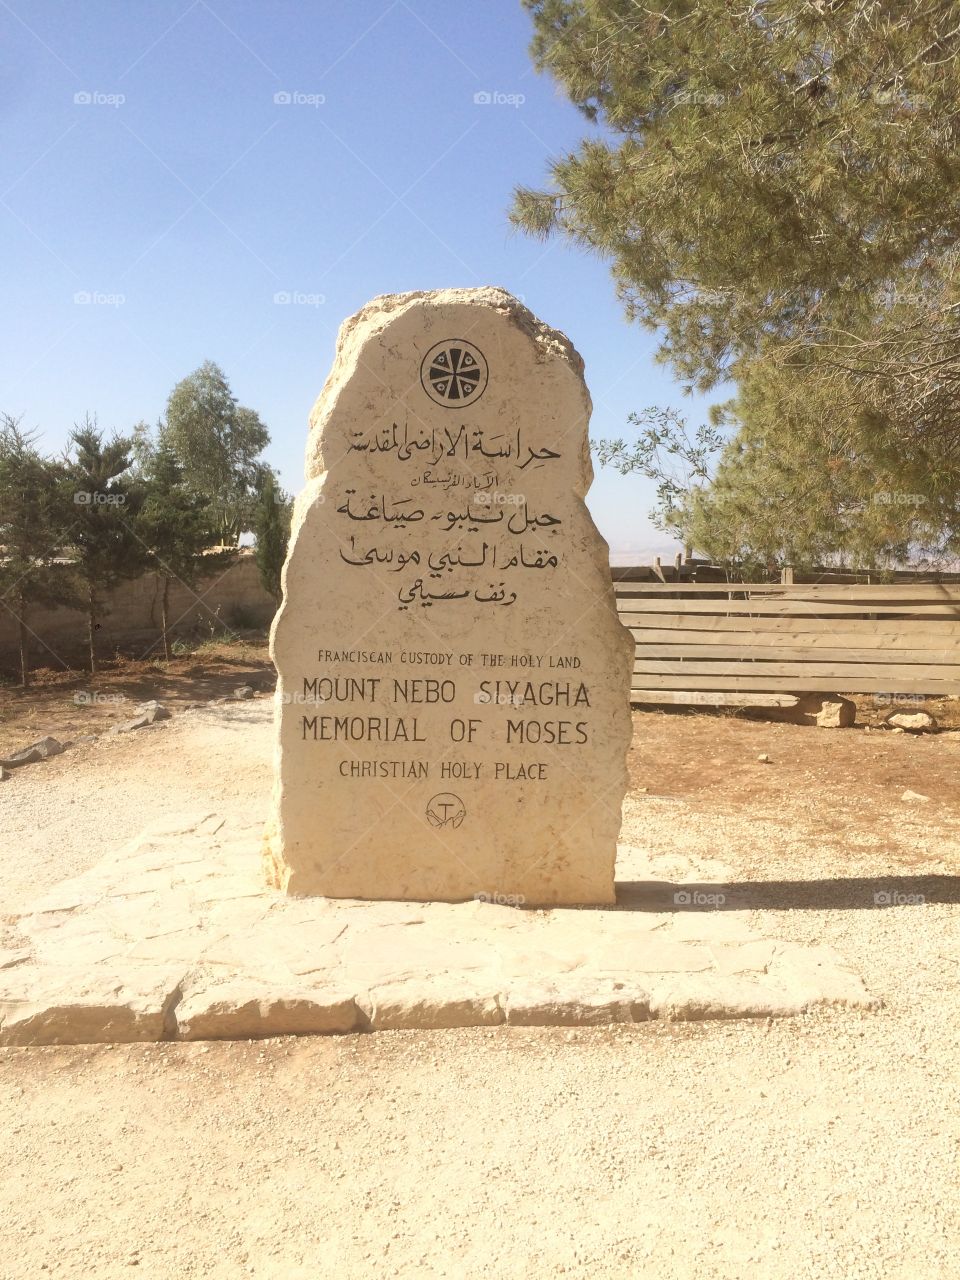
305,287,588,478
335,286,584,376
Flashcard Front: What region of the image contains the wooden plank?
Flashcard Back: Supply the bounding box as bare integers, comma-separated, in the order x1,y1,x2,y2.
628,642,960,663
626,627,960,650
614,581,960,599
633,660,958,680
631,675,960,691
617,599,960,616
619,611,960,635
630,690,801,707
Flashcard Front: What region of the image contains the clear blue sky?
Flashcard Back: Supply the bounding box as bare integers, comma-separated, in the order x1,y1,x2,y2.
1,0,718,559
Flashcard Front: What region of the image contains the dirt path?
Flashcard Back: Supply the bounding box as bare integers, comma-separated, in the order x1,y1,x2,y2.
1,708,959,1278
0,703,272,924
0,639,274,758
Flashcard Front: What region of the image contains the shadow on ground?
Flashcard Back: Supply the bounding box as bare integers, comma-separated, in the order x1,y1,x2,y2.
615,876,960,911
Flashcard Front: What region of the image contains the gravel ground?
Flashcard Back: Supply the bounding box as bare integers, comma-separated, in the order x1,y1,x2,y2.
0,702,271,927
1,705,959,1278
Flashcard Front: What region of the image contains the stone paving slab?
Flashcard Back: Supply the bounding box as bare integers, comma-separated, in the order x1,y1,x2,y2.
0,812,879,1044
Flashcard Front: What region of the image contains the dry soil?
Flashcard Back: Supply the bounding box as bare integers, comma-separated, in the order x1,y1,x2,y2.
1,703,959,1278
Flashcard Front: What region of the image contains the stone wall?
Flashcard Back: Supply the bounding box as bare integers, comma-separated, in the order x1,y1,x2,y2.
0,554,276,672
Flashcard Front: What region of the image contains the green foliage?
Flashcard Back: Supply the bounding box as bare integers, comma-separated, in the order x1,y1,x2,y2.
0,415,79,684
164,361,270,545
135,425,232,658
0,387,279,677
253,468,292,605
514,0,960,566
611,393,957,577
62,420,146,672
137,433,214,581
593,407,723,535
514,0,960,382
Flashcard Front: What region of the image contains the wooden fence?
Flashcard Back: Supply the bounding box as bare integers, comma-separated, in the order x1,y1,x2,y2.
615,580,960,701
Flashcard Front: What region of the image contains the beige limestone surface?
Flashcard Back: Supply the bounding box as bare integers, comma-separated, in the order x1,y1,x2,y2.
268,288,634,904
0,802,876,1046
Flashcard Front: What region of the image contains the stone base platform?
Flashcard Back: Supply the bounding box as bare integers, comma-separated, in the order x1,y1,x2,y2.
0,814,878,1045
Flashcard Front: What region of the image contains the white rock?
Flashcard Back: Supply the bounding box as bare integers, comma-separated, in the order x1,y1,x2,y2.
814,697,856,728
771,694,856,728
133,700,171,722
886,711,936,732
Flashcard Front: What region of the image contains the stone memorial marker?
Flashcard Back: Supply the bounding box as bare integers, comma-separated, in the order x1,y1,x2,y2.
266,287,634,904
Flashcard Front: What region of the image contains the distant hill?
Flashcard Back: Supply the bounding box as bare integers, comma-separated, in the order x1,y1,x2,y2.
608,545,684,567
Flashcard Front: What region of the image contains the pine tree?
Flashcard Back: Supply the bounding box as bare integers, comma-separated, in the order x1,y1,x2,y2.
137,432,221,659
253,469,292,606
0,415,78,685
63,421,146,673
513,1,960,564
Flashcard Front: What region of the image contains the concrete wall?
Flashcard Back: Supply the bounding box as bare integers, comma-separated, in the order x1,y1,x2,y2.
0,554,276,672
